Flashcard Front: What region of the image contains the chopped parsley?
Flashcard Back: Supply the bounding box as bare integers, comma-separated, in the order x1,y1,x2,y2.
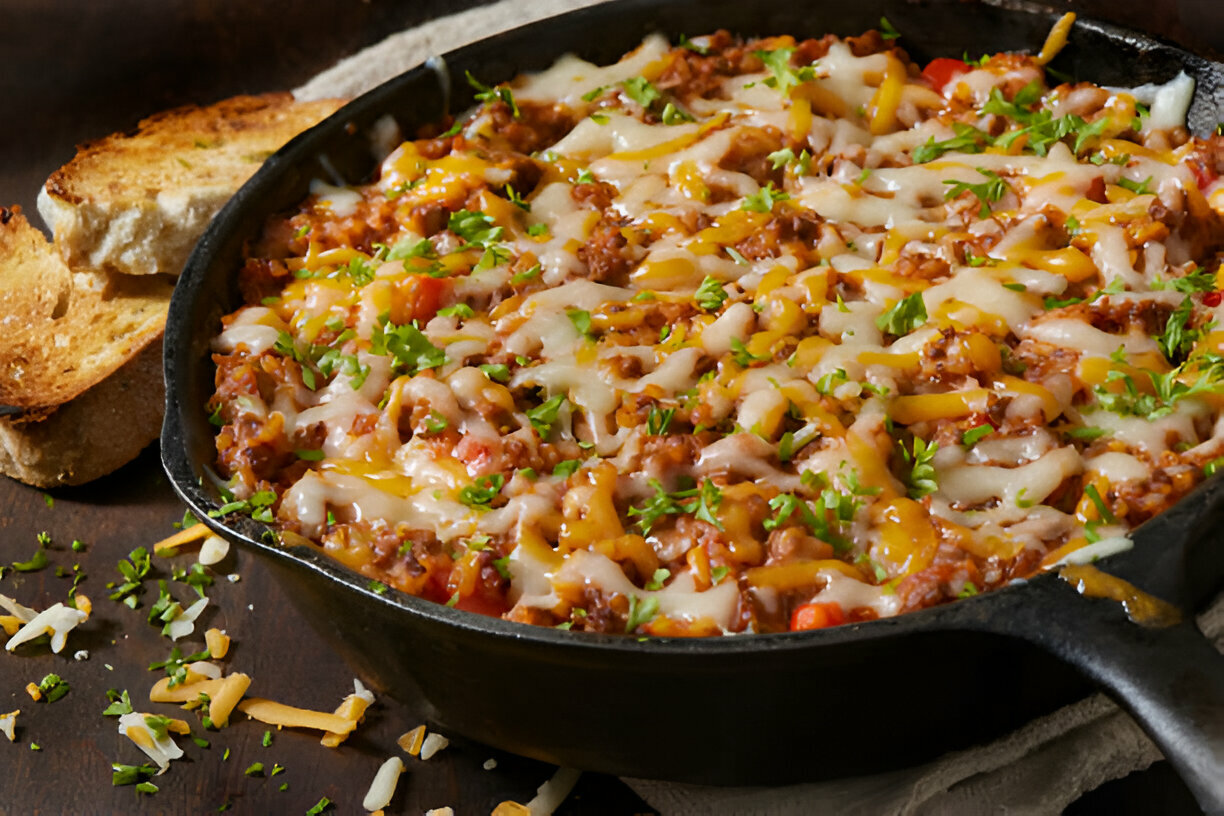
306,797,334,815
740,182,790,213
552,459,581,479
1152,267,1215,294
36,673,69,703
961,423,993,447
625,594,660,632
943,168,1011,217
694,275,728,311
511,263,542,284
458,474,505,508
1083,483,1118,524
505,184,530,211
1043,294,1083,310
567,309,594,339
628,478,723,534
1117,175,1154,195
754,47,816,95
767,147,796,169
726,246,750,266
527,394,567,437
370,318,446,375
12,538,49,572
208,488,276,524
386,236,437,261
448,208,513,270
622,76,661,109
646,405,675,435
901,437,939,499
660,102,695,125
1095,353,1224,420
980,79,1043,121
149,646,212,688
479,363,510,383
109,547,152,608
341,257,374,287
729,337,769,367
644,568,670,591
112,763,159,787
1157,296,1203,363
875,292,928,336
437,303,474,319
466,70,519,117
762,488,858,552
103,688,134,717
677,33,710,55
911,122,990,163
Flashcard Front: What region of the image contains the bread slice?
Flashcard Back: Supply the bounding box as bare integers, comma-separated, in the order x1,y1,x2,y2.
38,92,345,277
0,207,173,485
0,336,164,488
0,208,174,410
1,92,346,487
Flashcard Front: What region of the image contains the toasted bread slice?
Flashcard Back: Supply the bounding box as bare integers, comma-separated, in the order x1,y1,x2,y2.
0,208,174,410
0,338,164,488
0,207,171,486
38,92,344,277
0,206,73,325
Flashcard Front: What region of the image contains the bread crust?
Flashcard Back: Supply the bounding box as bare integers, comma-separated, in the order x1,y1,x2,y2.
0,337,164,488
39,93,345,276
0,209,173,409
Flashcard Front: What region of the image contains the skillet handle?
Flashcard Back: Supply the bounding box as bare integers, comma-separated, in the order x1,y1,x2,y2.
967,576,1224,814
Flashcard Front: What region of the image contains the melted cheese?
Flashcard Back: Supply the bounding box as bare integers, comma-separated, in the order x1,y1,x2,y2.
211,28,1224,636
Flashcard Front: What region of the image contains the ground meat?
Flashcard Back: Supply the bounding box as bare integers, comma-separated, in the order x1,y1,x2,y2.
572,180,618,211
719,127,785,186
653,31,746,102
895,557,983,613
915,328,997,385
578,222,634,284
484,100,578,155
765,526,835,564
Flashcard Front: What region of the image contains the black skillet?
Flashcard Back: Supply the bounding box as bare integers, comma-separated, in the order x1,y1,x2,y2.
161,0,1224,810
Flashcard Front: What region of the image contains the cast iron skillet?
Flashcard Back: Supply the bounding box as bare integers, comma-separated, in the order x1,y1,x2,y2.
162,0,1224,809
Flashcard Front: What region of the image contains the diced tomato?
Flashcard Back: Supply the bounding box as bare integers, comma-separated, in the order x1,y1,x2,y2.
1204,291,1222,307
453,591,509,618
404,274,450,323
1188,158,1218,192
922,58,970,92
790,601,846,631
966,411,999,431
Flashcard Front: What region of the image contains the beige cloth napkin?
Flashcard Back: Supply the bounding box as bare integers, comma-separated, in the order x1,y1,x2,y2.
295,2,1224,811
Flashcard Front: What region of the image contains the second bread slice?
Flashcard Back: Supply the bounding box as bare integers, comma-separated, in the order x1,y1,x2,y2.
38,93,344,277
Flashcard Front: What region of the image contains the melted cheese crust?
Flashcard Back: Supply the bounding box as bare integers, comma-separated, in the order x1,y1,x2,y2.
210,29,1224,635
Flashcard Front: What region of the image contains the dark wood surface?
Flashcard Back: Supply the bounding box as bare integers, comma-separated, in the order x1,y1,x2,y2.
0,1,1217,813
0,446,657,815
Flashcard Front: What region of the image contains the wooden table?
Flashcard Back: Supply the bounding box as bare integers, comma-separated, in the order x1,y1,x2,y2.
0,447,656,814
0,2,1215,813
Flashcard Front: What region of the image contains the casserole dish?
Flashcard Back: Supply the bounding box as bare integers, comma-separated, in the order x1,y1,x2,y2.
162,0,1224,808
